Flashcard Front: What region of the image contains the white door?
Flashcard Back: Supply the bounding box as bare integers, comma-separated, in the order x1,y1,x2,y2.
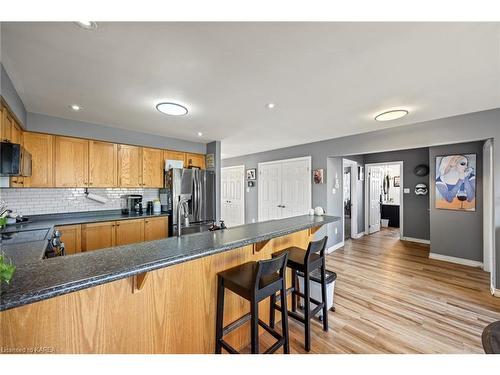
258,162,282,221
221,166,245,227
368,166,382,234
281,159,311,218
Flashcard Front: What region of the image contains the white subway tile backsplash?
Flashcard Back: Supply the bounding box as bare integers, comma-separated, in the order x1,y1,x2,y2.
0,188,160,215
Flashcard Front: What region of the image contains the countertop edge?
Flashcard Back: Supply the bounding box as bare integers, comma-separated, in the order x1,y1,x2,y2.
0,216,339,312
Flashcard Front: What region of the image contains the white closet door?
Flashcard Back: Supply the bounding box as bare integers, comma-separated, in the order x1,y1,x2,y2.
368,166,382,234
258,162,282,221
221,166,245,227
281,159,311,218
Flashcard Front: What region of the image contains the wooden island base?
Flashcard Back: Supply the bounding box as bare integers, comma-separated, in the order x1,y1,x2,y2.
0,229,315,354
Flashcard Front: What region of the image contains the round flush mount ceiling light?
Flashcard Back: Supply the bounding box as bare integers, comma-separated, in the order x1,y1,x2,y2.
197,132,203,137
70,104,82,111
156,102,188,116
266,103,276,109
75,21,98,30
375,109,409,122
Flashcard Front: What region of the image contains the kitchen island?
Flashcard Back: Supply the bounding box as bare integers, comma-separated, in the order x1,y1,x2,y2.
0,215,339,354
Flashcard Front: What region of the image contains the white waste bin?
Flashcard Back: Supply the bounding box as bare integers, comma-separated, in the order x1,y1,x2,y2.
381,219,389,227
297,269,337,319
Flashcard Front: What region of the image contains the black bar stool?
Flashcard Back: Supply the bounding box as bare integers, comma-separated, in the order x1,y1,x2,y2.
215,252,290,354
270,236,329,352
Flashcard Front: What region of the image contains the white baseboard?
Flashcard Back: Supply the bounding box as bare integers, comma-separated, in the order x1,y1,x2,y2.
352,231,365,239
402,236,430,245
490,286,500,297
327,241,344,253
429,253,483,268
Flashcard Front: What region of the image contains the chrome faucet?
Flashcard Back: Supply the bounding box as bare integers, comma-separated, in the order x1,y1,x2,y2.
177,195,191,237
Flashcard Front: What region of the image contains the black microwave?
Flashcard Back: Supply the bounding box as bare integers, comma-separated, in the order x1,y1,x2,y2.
0,142,32,177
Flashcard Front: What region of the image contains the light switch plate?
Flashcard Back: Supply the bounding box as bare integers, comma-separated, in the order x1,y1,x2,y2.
404,188,410,194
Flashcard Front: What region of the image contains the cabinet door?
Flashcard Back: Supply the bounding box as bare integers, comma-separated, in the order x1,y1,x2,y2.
11,122,22,145
117,144,142,187
164,150,186,166
185,153,206,169
142,147,163,187
55,225,82,256
23,132,54,187
1,110,13,142
89,140,118,187
144,216,168,241
54,136,89,187
115,219,145,246
81,221,116,252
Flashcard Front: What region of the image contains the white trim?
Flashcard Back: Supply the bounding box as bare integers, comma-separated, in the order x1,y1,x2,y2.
429,253,483,268
365,161,404,240
257,156,312,222
327,241,345,253
402,236,430,245
352,231,365,239
221,165,246,226
491,287,500,298
342,158,358,242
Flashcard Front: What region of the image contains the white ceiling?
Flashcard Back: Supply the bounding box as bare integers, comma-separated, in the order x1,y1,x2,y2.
2,22,500,158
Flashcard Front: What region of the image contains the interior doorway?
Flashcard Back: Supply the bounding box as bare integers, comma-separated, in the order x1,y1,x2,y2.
365,161,403,239
221,165,245,227
342,158,358,241
344,166,352,239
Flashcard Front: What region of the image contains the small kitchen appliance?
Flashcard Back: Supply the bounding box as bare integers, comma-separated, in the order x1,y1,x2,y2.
122,194,143,214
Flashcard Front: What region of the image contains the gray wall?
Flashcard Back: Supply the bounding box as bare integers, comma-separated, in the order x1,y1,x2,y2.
27,112,206,153
364,148,430,240
222,108,500,289
429,141,484,262
207,141,221,221
0,63,27,126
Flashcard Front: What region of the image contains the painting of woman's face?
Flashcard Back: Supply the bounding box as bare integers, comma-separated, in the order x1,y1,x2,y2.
456,157,468,173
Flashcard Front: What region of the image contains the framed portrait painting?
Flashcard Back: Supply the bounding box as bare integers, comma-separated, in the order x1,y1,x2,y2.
435,154,476,211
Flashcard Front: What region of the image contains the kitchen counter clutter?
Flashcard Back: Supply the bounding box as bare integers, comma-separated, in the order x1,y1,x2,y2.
0,215,338,313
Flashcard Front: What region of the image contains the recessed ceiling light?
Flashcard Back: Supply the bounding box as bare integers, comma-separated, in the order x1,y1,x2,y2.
375,109,409,122
266,103,276,109
197,132,203,137
70,104,82,111
75,21,97,30
156,102,188,116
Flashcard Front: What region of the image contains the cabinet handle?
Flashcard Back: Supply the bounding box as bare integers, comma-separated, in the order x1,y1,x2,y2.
89,182,93,185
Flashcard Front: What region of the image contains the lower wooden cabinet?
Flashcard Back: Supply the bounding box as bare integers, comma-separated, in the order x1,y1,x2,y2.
55,225,82,256
68,216,169,254
115,219,144,246
144,216,168,241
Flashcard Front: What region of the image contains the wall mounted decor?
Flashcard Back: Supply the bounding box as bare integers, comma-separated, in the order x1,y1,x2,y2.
358,166,364,181
414,164,429,176
435,154,476,211
394,176,400,187
415,183,428,195
246,168,256,180
247,181,255,188
313,168,324,184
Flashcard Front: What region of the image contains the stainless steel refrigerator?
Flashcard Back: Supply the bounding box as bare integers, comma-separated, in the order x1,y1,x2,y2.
160,168,216,236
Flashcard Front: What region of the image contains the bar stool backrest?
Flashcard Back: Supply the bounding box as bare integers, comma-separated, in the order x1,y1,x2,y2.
253,252,289,298
304,236,328,263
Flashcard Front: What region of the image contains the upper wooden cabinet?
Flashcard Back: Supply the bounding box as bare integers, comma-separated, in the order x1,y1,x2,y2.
89,141,118,187
55,136,89,187
1,109,14,142
23,132,54,187
164,150,186,164
185,153,206,169
142,147,164,188
117,144,142,187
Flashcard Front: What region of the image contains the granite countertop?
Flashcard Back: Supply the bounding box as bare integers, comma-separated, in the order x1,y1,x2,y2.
0,214,339,312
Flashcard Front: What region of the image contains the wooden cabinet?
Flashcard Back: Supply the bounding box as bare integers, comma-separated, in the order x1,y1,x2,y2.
142,147,163,187
56,225,82,255
1,109,14,142
55,136,89,187
23,132,54,187
89,141,118,187
115,219,144,246
164,150,186,165
144,216,168,241
185,153,206,169
117,144,142,187
81,221,116,252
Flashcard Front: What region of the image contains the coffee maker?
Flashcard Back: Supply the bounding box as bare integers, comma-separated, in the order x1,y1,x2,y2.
121,194,143,214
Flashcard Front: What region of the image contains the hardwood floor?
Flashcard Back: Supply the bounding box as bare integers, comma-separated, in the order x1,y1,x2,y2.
255,228,500,354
